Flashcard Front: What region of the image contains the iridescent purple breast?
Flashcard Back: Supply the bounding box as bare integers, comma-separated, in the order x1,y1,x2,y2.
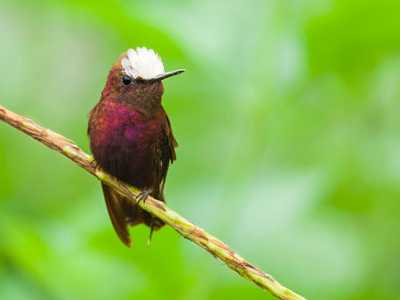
89,101,162,188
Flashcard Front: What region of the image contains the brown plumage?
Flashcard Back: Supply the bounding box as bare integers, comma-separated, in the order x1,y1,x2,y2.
88,49,183,246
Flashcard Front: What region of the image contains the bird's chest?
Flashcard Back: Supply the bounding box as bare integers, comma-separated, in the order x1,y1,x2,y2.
89,102,163,187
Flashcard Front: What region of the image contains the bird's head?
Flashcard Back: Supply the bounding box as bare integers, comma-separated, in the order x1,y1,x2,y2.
101,47,185,109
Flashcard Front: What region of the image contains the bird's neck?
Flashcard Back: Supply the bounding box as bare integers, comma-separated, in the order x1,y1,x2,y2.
101,96,164,119
101,83,164,119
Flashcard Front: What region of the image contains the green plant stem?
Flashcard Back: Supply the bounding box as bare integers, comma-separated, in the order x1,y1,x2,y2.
0,104,306,300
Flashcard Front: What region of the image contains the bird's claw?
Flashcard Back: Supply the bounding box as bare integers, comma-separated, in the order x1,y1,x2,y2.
136,189,152,204
90,157,99,169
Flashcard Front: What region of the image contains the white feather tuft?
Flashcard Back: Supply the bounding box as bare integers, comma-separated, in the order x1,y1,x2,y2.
121,47,165,80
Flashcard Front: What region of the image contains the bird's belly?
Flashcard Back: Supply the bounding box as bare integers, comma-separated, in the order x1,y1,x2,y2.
90,116,159,189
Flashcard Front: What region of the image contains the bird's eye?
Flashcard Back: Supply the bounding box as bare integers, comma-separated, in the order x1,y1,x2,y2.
122,75,132,86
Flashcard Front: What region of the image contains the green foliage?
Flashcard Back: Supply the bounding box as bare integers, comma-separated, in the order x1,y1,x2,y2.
0,0,399,299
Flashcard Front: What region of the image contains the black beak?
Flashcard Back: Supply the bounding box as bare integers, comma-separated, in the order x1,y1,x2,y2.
150,69,186,81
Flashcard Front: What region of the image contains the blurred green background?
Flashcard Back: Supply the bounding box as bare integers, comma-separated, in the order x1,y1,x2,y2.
0,0,400,299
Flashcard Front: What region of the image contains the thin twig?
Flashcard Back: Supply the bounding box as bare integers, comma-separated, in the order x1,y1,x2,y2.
0,104,306,300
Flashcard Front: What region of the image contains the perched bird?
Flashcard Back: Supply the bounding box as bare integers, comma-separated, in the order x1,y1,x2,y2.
88,47,185,247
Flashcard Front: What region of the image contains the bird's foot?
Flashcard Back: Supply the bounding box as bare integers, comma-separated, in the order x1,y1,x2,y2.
90,157,99,169
135,188,152,204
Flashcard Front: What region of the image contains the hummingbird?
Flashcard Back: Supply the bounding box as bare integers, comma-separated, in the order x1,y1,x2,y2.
88,47,185,247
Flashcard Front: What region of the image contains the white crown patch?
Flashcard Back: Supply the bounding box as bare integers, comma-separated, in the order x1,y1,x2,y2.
121,47,165,80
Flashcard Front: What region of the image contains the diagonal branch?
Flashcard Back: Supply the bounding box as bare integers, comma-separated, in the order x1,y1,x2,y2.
0,104,306,300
